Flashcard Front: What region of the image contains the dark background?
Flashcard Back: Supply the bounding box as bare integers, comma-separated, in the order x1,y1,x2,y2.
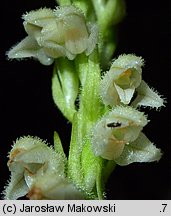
1,1,171,199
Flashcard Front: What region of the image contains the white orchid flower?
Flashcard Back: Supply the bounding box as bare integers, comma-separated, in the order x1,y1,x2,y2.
91,106,161,164
7,6,98,65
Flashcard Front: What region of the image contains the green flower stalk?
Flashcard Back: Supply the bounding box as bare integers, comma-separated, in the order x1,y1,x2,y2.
3,0,165,200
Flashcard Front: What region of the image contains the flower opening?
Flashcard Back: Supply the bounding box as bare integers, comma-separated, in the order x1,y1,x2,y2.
100,54,144,106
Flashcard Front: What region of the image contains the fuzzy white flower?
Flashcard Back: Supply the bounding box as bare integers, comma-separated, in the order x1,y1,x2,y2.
100,54,144,105
100,54,164,109
91,106,162,164
7,6,98,65
3,136,82,200
91,106,147,160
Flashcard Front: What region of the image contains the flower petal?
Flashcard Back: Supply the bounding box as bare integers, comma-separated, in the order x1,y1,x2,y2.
86,23,98,55
64,19,89,54
114,83,135,104
27,173,84,200
131,80,165,109
3,174,29,200
111,54,144,71
7,36,54,65
115,132,162,166
23,8,55,27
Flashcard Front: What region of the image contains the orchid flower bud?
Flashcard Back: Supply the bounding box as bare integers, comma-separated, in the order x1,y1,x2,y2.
100,54,144,106
91,106,148,160
7,6,98,65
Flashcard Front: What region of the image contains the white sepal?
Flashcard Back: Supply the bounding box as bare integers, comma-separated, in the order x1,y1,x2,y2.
115,132,162,166
131,80,165,109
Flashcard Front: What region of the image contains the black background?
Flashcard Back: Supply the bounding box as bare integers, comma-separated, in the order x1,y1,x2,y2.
1,1,171,199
